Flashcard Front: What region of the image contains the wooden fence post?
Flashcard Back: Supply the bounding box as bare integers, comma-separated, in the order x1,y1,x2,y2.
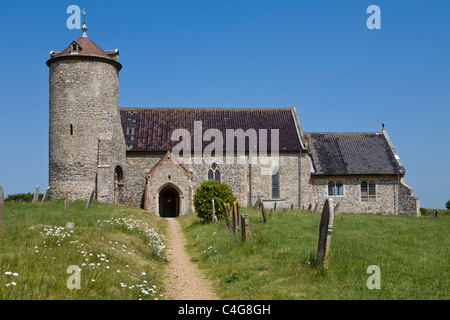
241,214,249,241
232,202,238,235
224,203,231,230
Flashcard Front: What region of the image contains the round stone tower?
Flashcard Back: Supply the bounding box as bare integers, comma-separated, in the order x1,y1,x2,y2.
46,23,126,203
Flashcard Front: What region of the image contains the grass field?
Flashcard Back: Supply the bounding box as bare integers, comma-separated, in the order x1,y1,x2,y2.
178,207,449,300
0,200,167,300
1,200,448,300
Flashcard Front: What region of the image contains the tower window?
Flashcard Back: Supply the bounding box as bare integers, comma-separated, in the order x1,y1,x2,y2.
70,124,73,136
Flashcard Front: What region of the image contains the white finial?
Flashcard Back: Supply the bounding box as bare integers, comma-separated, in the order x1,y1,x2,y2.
82,22,88,37
81,9,87,37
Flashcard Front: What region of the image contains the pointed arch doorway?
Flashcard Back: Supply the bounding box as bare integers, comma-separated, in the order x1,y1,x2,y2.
159,185,180,217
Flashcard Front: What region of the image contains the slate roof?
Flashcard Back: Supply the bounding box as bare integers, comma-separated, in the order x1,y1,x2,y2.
120,108,304,152
305,132,404,175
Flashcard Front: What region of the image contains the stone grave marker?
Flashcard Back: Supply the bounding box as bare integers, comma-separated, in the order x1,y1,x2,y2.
313,202,318,213
241,214,249,241
334,202,340,213
316,198,334,268
260,202,268,224
41,187,50,203
211,199,218,223
0,185,4,233
66,222,75,229
32,185,40,204
307,203,312,211
86,189,95,208
64,191,69,211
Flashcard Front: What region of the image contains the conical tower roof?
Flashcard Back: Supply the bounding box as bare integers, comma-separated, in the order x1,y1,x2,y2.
46,23,122,71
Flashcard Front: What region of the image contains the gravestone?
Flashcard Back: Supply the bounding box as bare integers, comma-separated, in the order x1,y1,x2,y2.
316,198,334,267
307,203,312,211
261,202,268,224
211,199,218,223
433,210,438,217
66,222,75,229
41,187,50,203
313,202,318,213
32,185,40,204
0,185,4,233
64,191,69,211
274,202,277,211
241,214,249,241
334,203,340,213
86,189,95,208
252,198,262,210
269,208,273,217
290,204,294,210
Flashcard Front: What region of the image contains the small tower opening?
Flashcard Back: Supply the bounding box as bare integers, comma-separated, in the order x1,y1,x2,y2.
70,124,73,136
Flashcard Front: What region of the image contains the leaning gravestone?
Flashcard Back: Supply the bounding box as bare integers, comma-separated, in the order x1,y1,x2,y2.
0,185,4,232
307,203,312,211
224,203,231,230
313,202,318,213
32,185,40,204
316,198,334,268
86,189,95,208
41,187,50,203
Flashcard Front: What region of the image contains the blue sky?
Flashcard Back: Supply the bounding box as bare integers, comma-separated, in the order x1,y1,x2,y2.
0,0,449,208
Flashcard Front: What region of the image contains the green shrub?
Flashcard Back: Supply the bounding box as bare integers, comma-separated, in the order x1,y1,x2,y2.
193,180,237,223
446,200,450,210
5,193,43,202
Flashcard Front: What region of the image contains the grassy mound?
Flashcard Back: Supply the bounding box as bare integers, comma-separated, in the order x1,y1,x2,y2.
0,200,167,300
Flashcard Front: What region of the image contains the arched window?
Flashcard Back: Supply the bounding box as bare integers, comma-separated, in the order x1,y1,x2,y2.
272,168,280,199
328,181,343,196
336,181,343,196
328,181,335,196
208,163,221,181
361,180,376,202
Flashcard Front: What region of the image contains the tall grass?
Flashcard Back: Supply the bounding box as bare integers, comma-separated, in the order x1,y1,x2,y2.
178,208,449,300
0,200,167,300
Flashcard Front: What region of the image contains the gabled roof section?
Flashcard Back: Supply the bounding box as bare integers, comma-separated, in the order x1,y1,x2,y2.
120,107,305,152
305,132,405,175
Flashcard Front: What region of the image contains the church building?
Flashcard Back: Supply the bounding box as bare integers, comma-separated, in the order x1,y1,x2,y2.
46,23,420,217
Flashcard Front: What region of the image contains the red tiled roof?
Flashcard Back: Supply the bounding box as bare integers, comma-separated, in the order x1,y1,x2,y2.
120,108,304,152
46,36,122,70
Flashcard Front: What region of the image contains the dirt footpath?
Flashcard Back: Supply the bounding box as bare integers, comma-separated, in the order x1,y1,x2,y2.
162,218,219,300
